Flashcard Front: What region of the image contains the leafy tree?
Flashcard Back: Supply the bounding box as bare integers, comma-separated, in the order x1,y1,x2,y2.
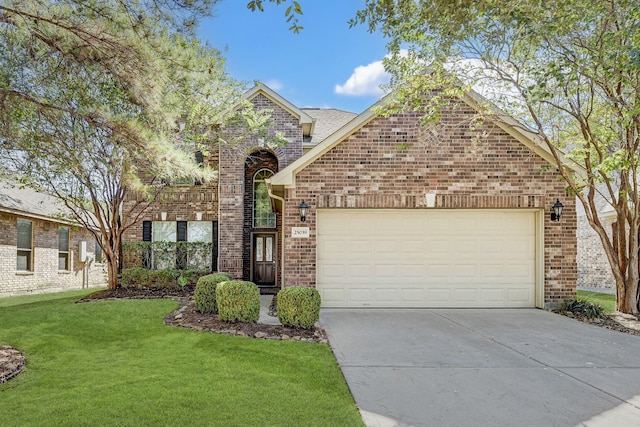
247,0,304,33
0,0,268,289
351,0,640,313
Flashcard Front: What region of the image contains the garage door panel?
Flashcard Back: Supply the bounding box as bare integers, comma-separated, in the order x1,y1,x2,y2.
346,264,373,278
317,209,537,308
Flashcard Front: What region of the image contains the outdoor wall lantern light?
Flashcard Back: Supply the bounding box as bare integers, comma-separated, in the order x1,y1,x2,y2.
299,200,309,222
551,199,564,222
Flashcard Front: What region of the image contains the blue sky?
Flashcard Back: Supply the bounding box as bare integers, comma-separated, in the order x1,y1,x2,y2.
198,1,390,113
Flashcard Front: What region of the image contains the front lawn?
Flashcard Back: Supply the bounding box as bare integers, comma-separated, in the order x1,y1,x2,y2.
0,290,363,426
576,290,616,314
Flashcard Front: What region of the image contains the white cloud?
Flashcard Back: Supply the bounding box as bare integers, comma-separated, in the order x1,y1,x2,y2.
335,59,390,97
263,79,283,91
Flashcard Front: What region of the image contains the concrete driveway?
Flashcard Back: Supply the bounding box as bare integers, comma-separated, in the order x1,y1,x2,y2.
320,309,640,427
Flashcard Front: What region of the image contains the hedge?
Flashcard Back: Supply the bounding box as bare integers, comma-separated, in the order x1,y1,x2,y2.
193,273,234,313
216,280,260,323
277,286,321,329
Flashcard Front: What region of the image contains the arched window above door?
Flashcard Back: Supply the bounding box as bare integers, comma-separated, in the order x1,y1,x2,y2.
254,169,276,228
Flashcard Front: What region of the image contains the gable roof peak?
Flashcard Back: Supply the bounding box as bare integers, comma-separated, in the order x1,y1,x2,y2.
244,83,315,137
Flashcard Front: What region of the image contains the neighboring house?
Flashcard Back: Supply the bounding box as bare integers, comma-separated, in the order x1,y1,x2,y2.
576,189,616,291
123,84,577,309
0,181,106,298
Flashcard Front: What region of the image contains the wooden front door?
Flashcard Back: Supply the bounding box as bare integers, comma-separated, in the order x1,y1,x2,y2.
253,234,276,286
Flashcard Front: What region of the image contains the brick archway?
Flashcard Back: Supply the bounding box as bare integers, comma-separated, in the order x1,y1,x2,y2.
243,150,279,285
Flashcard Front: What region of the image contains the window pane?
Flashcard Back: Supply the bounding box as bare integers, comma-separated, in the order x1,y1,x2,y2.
58,226,69,252
266,237,273,262
58,253,69,270
17,219,32,250
94,241,103,263
254,177,276,228
152,221,176,242
256,237,263,262
187,222,212,242
17,250,31,271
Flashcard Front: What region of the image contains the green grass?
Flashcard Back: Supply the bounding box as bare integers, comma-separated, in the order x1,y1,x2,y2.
577,290,616,314
0,290,363,426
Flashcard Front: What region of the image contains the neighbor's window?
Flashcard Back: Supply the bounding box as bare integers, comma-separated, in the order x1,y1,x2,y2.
58,226,70,270
94,240,103,263
253,169,276,228
16,219,33,271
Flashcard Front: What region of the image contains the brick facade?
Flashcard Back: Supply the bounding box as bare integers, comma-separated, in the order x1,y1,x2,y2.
0,212,106,298
123,146,220,243
217,93,302,278
280,101,577,307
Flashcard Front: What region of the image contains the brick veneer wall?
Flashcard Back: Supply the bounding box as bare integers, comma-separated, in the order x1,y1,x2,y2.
0,212,106,297
218,93,303,278
122,147,220,243
577,214,616,290
281,101,577,307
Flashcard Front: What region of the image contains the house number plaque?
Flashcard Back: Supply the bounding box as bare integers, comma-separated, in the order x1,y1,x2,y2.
292,227,310,238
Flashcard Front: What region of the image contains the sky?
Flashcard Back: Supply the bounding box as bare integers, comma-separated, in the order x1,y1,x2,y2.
197,1,390,113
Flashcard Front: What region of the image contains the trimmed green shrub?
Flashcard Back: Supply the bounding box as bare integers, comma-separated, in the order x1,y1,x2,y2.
120,268,150,288
120,268,210,289
150,268,181,287
277,286,321,329
194,273,234,313
216,280,260,323
178,269,212,287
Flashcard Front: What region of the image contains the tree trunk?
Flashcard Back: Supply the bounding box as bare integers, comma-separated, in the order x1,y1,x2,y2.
107,256,119,290
613,219,640,314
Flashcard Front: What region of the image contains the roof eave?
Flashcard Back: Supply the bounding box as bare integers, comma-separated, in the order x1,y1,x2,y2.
0,206,78,226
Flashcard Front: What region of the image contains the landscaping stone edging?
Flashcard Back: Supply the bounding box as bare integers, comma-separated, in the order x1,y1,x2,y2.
164,297,329,344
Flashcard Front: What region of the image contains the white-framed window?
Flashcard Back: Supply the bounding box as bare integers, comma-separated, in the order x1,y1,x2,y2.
16,218,33,271
253,169,276,228
58,226,70,270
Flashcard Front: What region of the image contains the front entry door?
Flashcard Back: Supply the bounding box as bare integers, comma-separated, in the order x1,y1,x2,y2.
253,234,276,286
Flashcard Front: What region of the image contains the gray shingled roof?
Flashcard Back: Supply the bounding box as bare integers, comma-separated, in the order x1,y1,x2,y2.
575,182,617,218
302,108,358,147
0,179,70,222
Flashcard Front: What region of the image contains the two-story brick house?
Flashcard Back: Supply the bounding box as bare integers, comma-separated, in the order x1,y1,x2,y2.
123,84,577,309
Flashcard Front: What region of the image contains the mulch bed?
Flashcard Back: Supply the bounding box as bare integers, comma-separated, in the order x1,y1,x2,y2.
0,346,25,384
77,287,328,344
553,309,640,336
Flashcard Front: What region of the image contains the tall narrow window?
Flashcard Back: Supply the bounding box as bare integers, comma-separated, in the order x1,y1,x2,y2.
94,240,103,263
253,169,276,228
17,219,33,271
58,226,70,270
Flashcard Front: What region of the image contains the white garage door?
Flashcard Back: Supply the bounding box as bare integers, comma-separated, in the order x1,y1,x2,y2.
317,209,538,308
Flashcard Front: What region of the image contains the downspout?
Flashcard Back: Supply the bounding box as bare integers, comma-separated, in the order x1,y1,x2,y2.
267,186,286,290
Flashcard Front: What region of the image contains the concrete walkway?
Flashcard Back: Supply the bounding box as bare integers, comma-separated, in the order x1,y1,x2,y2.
320,308,640,427
258,295,280,325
